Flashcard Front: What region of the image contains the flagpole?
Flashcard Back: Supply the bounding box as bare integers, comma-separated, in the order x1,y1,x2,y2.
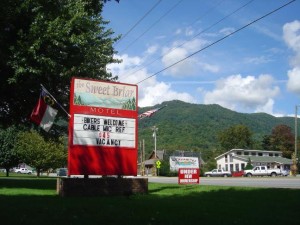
40,84,71,118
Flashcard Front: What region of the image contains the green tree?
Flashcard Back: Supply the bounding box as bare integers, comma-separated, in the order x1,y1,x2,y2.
0,126,21,176
159,159,177,177
244,158,253,170
261,135,272,150
268,124,294,158
15,130,67,176
218,125,253,151
0,0,120,127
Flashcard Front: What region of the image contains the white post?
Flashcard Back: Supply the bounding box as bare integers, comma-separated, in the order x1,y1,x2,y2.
152,126,158,158
295,105,299,159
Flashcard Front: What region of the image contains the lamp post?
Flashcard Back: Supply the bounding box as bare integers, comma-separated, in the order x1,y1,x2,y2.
152,126,158,158
295,105,300,160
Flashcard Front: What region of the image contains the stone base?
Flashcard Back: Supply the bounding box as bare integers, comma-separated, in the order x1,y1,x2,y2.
57,177,148,197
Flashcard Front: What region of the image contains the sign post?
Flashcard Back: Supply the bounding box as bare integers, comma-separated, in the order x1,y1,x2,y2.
156,160,161,176
68,77,138,176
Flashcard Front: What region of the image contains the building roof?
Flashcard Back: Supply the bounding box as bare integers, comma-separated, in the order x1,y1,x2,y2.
235,155,293,165
215,149,282,160
148,150,165,160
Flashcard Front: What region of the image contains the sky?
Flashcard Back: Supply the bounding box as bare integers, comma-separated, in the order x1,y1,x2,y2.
103,0,300,117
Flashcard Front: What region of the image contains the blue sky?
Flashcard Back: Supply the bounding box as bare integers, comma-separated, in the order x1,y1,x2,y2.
103,0,300,117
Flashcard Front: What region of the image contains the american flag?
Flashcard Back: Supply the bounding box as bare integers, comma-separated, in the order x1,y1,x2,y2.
139,106,166,119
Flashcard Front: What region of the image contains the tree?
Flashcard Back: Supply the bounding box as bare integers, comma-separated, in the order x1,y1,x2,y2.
0,126,21,176
15,130,67,176
268,124,294,158
244,158,253,170
261,135,272,150
218,125,253,151
0,0,121,127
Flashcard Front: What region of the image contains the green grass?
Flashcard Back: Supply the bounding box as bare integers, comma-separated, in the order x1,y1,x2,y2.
0,176,300,225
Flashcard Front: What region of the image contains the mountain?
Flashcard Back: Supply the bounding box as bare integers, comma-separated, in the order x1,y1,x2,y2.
138,100,297,157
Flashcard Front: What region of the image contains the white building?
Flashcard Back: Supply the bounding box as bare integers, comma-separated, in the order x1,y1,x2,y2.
215,149,293,172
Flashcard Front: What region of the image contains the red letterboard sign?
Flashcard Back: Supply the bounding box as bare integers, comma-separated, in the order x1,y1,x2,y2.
68,77,138,175
178,168,200,184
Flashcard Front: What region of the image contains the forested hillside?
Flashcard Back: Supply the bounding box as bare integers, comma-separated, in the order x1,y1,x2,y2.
138,100,297,159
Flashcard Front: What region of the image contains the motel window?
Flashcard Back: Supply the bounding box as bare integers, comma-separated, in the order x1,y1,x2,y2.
235,164,239,171
269,153,273,156
275,153,279,157
244,152,249,155
251,152,256,156
258,153,263,156
236,152,241,155
241,163,245,170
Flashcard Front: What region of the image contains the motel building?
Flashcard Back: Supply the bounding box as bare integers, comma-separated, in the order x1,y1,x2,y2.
215,149,293,172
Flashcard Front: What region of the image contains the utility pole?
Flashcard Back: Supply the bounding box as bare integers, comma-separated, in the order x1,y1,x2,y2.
152,126,158,158
143,139,145,176
295,105,300,160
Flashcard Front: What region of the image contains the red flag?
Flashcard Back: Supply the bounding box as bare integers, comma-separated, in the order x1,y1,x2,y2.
30,89,58,132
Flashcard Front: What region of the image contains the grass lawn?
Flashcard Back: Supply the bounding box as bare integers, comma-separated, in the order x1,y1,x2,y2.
0,175,299,225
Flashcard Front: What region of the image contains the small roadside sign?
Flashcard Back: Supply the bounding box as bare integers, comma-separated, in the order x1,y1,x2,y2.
156,160,161,168
178,168,200,185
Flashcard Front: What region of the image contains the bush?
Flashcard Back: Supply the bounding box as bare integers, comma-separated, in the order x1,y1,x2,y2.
159,160,178,177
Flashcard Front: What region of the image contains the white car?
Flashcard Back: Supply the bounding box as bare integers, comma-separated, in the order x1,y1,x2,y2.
14,168,33,174
281,170,290,176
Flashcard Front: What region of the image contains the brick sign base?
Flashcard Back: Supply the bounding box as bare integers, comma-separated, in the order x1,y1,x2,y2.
57,177,148,197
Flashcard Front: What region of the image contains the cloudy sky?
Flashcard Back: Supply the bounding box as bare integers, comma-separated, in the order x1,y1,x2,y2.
103,0,300,116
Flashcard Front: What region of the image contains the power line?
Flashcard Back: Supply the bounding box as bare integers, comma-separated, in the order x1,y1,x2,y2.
136,0,296,84
119,0,184,54
124,0,252,79
115,0,162,45
122,0,226,79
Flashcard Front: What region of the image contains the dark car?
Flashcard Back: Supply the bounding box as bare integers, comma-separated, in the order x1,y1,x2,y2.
57,168,68,177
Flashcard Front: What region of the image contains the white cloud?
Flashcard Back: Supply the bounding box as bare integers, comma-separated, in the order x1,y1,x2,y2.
198,62,219,73
175,28,182,35
283,20,300,96
283,21,300,53
108,54,197,107
145,45,159,55
219,27,235,36
286,67,300,94
161,37,217,77
185,27,194,36
253,24,282,42
244,56,272,65
138,82,196,107
203,74,280,113
161,47,197,76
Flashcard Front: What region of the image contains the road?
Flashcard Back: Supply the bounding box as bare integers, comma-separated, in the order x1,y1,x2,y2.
147,176,300,189
51,173,300,189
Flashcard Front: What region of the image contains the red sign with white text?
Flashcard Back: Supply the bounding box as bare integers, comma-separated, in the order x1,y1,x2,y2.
68,77,138,175
178,168,200,184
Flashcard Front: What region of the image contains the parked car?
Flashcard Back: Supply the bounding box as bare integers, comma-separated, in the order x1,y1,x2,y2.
204,169,232,177
281,169,290,176
57,168,68,177
14,168,33,174
232,170,244,177
244,166,282,177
